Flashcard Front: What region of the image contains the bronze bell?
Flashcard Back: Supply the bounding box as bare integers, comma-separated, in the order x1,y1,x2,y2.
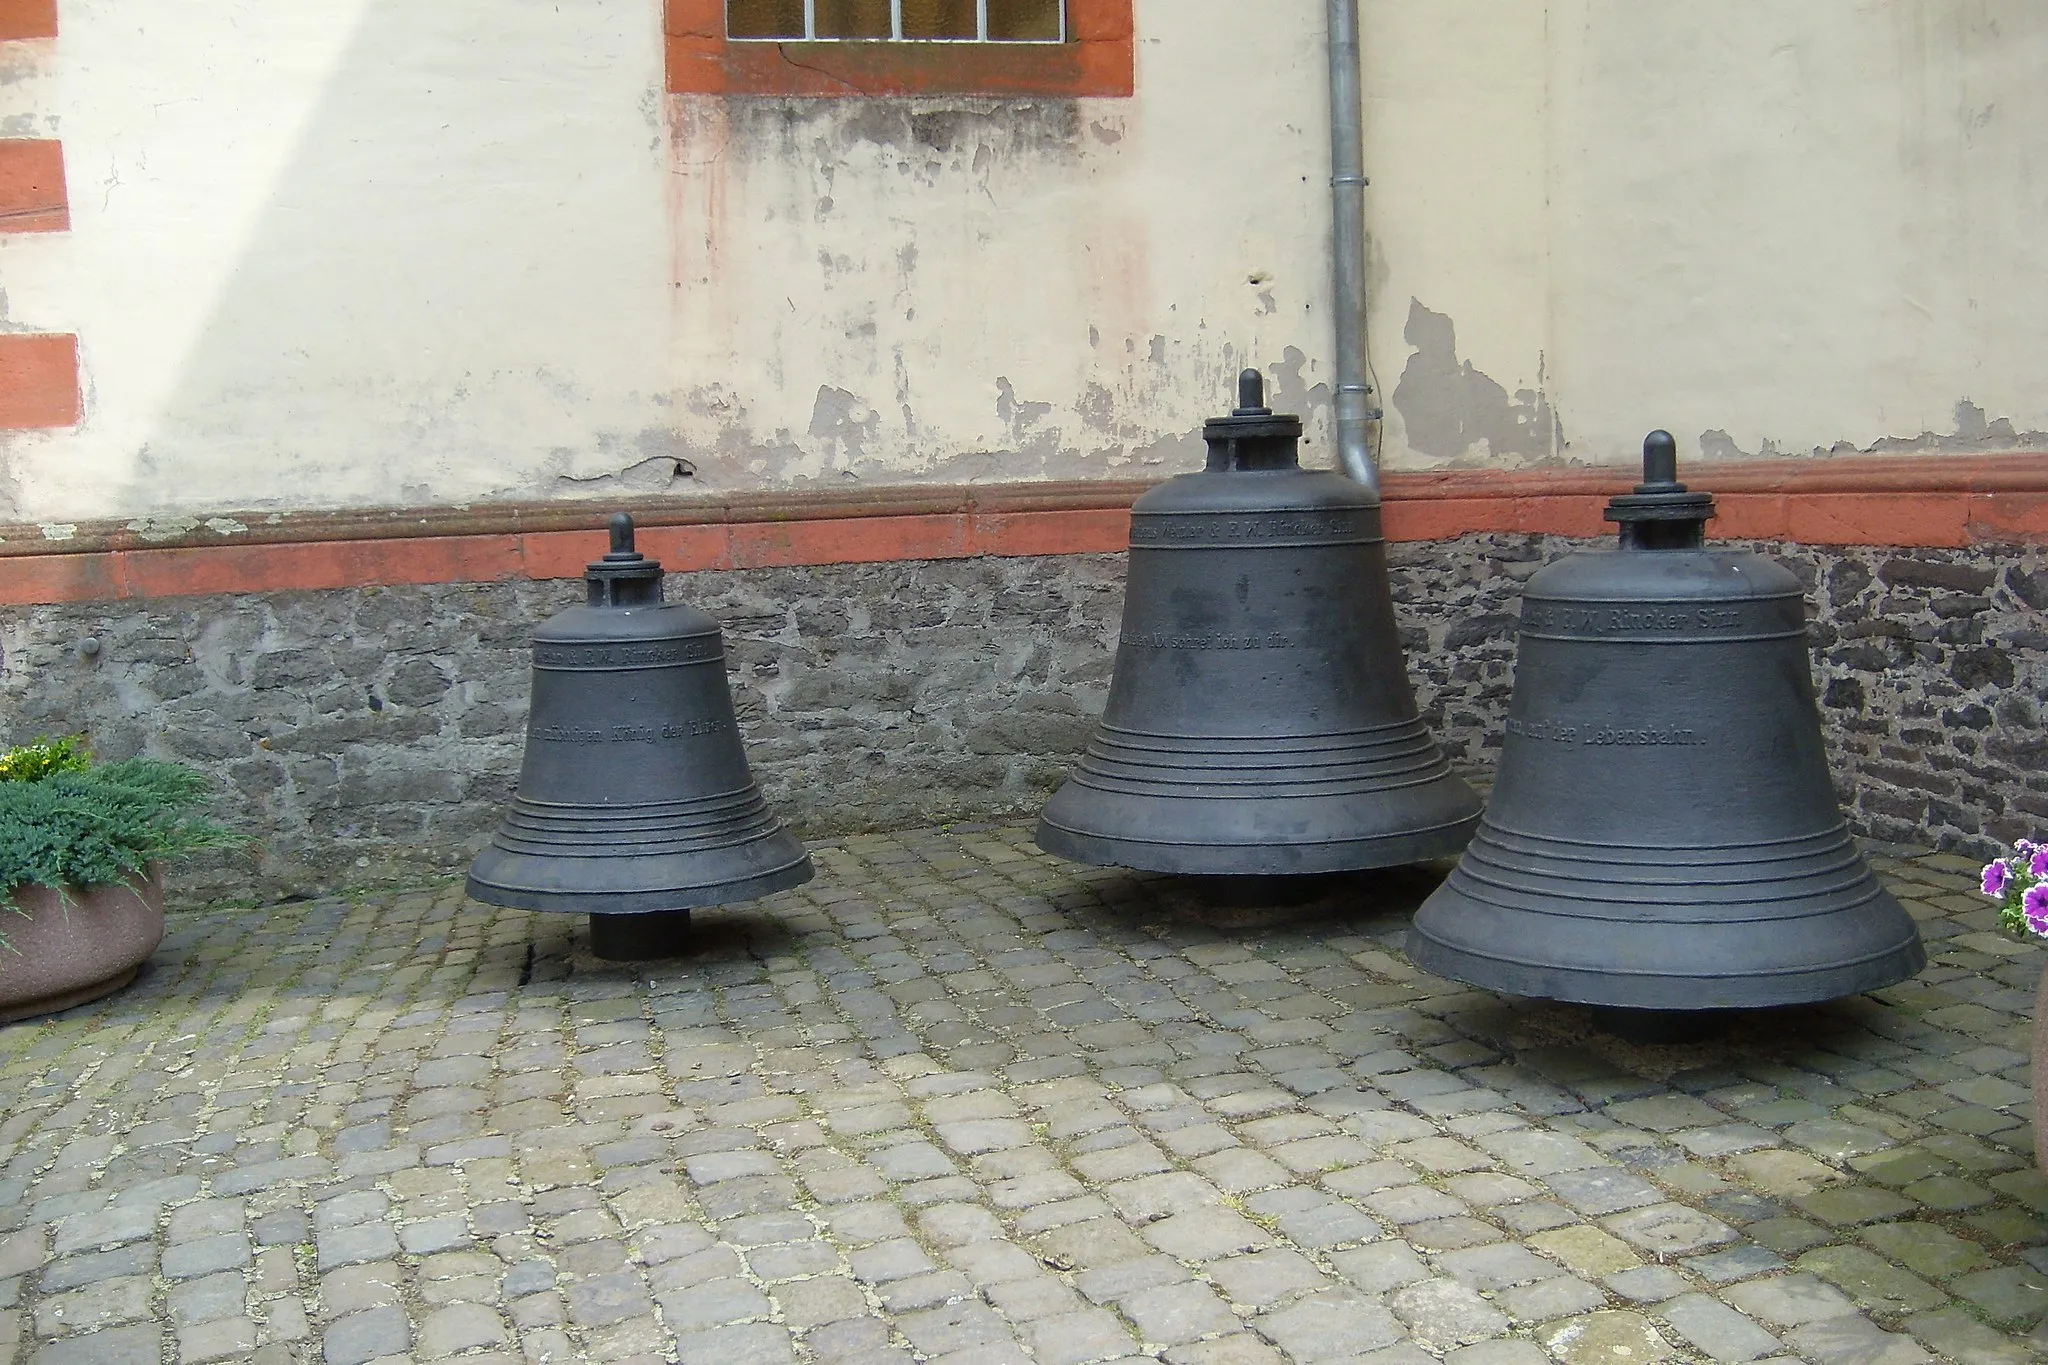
467,513,812,959
1037,369,1482,877
1407,433,1925,1011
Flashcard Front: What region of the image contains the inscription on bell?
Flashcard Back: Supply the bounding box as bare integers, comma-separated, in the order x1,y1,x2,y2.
1131,510,1370,546
534,638,721,668
1520,603,1765,635
1504,717,1577,743
1119,631,1296,650
1584,725,1703,747
538,717,730,745
1507,716,1705,747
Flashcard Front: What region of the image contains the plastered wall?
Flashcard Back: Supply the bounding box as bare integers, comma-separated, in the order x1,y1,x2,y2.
1368,0,2048,472
0,0,1336,526
1,0,2045,527
0,0,676,526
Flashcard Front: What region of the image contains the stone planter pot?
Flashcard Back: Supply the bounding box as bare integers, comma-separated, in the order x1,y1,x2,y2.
0,866,164,1024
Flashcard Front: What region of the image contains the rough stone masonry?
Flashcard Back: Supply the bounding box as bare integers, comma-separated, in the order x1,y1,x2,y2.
0,536,2041,905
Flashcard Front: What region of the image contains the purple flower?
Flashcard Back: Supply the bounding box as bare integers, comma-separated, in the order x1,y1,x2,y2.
2026,884,2048,936
1983,860,2014,898
2031,848,2048,879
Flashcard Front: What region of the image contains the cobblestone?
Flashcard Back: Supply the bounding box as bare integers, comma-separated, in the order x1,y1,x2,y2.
0,831,2040,1361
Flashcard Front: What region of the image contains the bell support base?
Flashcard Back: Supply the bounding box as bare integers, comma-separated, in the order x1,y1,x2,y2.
1180,875,1339,908
1588,1008,1732,1045
590,910,694,961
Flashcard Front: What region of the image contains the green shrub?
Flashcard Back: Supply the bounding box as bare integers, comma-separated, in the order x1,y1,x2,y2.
1,740,244,913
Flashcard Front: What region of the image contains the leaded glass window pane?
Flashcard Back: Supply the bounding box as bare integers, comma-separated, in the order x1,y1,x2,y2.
987,0,1061,41
814,0,893,38
727,0,805,38
901,0,977,40
727,0,1064,41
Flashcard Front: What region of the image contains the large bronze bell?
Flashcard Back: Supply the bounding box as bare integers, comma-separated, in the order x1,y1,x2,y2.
1037,370,1482,876
1408,433,1925,1010
467,514,812,959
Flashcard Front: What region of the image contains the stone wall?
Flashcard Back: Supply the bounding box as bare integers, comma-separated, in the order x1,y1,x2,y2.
0,558,1125,905
2,536,2041,905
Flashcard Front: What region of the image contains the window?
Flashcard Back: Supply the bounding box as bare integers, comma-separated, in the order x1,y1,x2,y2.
729,0,1064,42
666,0,1133,97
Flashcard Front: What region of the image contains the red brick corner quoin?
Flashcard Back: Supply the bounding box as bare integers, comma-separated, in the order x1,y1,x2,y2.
0,331,79,429
0,139,68,233
1,455,2045,607
665,0,1134,98
0,0,56,41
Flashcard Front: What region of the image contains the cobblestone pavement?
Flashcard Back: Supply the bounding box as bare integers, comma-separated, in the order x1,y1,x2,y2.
2,824,2045,1365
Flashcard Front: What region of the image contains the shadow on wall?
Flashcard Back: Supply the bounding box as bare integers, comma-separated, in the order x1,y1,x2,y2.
108,0,673,518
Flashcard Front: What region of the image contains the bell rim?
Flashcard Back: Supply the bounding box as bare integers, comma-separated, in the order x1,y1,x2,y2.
465,850,814,915
1406,910,1929,1010
1035,801,1480,877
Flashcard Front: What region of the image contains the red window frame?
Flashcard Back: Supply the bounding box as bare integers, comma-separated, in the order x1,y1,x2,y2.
665,0,1133,98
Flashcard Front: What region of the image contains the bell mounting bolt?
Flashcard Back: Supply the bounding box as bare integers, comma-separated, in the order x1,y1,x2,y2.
604,512,645,562
585,509,665,607
1638,430,1681,491
1203,366,1303,472
1603,428,1715,550
1235,368,1270,415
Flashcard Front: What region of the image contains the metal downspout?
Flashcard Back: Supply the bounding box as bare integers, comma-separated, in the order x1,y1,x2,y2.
1326,0,1377,496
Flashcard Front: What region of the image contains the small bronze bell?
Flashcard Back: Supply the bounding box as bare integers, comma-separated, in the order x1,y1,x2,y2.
1407,433,1925,1010
467,514,812,959
1037,369,1481,877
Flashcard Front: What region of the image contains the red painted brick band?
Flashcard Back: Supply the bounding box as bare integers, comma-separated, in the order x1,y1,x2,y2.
0,139,66,232
0,332,79,429
2,456,2044,607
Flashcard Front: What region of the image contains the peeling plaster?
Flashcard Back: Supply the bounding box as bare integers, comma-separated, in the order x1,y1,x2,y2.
546,426,700,496
994,377,1054,443
973,343,1321,482
808,386,880,472
658,340,1324,492
0,440,23,523
730,99,1087,184
1267,347,1328,434
127,516,203,543
1701,400,2048,463
1391,300,1555,464
549,455,696,496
